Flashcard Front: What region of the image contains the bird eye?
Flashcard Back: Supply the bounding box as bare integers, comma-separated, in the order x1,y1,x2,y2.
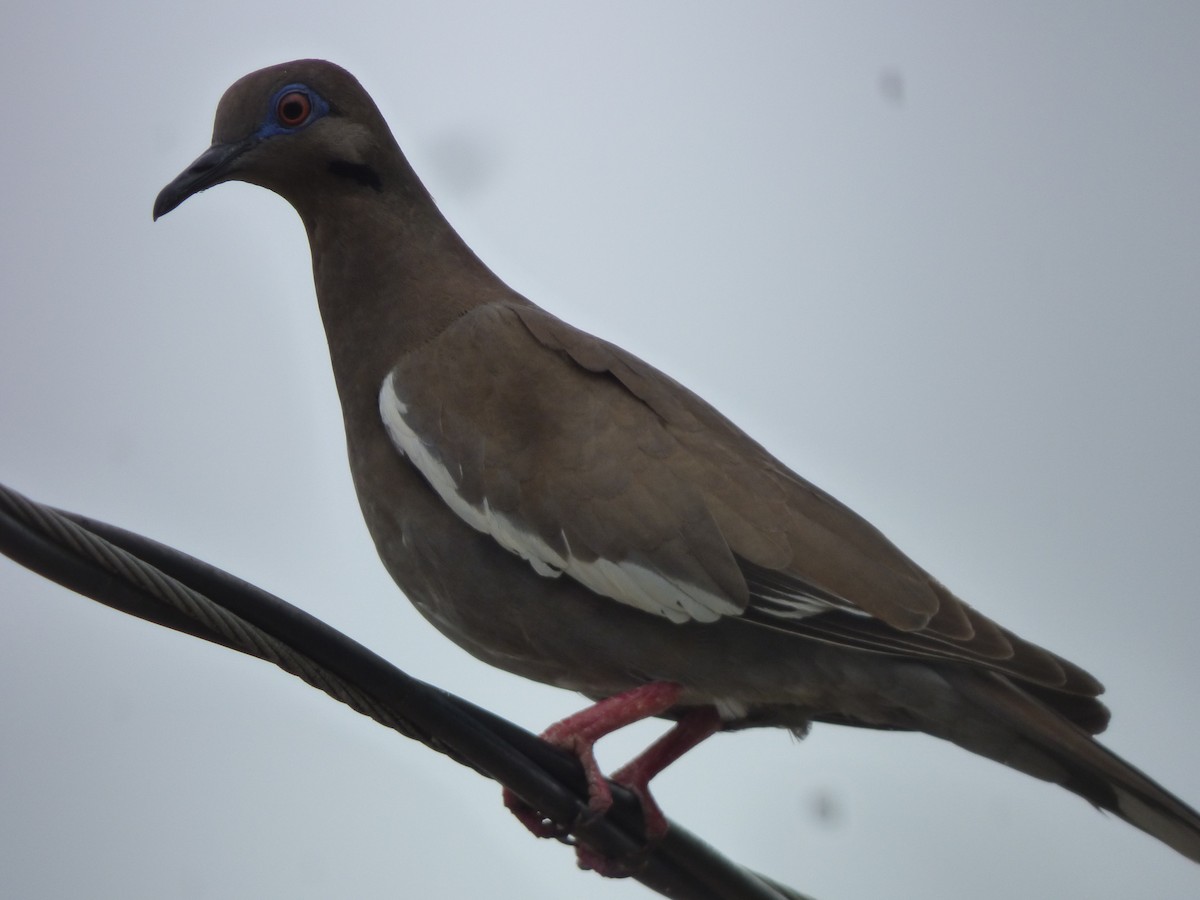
276,90,313,127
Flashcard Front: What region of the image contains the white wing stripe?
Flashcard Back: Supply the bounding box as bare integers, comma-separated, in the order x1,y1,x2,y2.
380,372,738,624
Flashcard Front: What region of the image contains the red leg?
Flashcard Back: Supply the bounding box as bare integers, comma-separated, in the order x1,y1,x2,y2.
503,681,724,878
502,682,684,838
575,707,722,876
608,706,722,839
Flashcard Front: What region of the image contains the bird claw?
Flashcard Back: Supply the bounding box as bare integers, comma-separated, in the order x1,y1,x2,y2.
574,837,656,878
501,763,669,877
571,781,669,878
609,766,669,841
500,774,616,842
502,786,573,840
502,783,659,878
501,684,712,875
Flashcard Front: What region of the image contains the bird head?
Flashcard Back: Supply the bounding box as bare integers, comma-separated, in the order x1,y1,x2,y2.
153,59,395,220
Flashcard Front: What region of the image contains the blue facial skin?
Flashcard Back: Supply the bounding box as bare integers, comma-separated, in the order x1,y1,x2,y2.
152,83,335,220
255,83,331,140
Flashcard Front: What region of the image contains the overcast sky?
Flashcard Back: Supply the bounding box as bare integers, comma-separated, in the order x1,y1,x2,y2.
2,3,1199,899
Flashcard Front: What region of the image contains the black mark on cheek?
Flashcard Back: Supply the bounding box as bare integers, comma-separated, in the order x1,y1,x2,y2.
328,160,383,192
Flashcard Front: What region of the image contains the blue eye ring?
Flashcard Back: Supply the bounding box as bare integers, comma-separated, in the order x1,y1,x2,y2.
257,84,330,138
276,89,312,127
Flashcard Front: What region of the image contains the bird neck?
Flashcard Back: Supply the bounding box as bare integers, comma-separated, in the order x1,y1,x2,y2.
297,177,516,426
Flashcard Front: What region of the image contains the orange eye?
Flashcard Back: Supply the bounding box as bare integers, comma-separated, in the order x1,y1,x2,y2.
276,91,312,127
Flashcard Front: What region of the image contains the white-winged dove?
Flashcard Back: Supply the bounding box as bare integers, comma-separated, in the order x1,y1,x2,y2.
154,60,1200,871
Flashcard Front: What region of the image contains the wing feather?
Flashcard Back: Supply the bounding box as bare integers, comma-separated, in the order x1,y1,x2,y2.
380,300,1103,697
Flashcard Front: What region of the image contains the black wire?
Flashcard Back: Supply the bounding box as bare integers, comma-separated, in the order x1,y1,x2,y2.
0,480,816,900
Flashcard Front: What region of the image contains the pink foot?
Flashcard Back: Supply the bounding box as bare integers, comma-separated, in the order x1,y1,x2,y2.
502,683,722,877
607,706,722,841
503,682,683,839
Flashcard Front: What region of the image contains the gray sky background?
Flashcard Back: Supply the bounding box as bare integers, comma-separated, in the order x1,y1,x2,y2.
2,3,1198,899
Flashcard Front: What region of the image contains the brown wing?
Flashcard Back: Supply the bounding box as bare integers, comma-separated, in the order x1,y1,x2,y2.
386,300,1102,696
512,303,1104,697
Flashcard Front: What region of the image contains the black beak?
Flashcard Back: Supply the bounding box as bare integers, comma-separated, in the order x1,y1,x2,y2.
153,140,252,220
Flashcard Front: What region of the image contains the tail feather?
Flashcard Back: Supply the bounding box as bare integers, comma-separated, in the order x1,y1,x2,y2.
943,671,1200,864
